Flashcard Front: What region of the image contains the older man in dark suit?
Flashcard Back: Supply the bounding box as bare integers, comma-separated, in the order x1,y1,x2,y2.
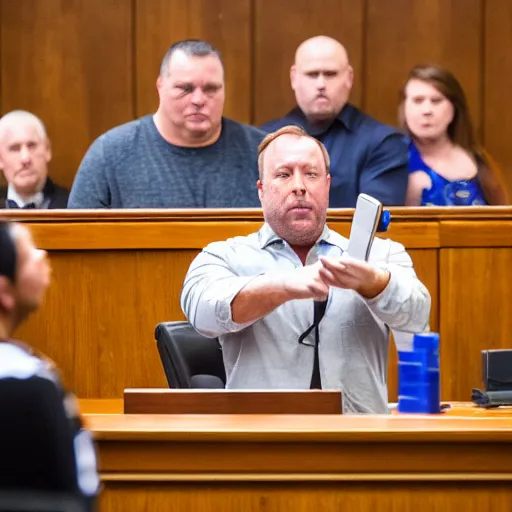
0,110,68,209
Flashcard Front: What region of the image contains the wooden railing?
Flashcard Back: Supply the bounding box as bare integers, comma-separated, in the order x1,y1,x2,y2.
2,207,511,400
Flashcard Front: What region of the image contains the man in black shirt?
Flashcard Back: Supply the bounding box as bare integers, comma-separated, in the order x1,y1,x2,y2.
261,36,408,208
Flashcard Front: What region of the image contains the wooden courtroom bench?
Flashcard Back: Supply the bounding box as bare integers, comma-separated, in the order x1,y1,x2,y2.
1,207,511,402
78,398,512,512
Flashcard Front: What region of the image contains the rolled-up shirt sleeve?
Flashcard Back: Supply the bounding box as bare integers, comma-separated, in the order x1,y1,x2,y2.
181,247,263,338
364,241,431,333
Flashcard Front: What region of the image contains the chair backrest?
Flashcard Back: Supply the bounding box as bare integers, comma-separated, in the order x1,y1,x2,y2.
155,321,226,389
0,375,89,512
0,490,86,512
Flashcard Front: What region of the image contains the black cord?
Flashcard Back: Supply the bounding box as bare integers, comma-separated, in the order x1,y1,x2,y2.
298,300,327,389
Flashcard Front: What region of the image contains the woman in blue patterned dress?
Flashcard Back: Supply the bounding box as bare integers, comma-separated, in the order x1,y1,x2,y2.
399,65,509,206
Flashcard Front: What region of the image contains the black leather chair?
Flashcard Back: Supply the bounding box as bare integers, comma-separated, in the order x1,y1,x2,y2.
0,375,93,512
155,321,226,389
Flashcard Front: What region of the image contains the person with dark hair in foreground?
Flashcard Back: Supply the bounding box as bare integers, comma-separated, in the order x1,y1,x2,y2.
69,39,265,209
0,220,99,510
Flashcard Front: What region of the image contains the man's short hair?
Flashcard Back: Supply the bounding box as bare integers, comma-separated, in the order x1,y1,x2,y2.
159,39,223,76
0,110,48,144
0,221,16,283
257,125,331,180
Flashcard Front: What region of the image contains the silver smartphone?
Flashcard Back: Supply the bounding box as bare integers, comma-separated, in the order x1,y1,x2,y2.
346,194,383,261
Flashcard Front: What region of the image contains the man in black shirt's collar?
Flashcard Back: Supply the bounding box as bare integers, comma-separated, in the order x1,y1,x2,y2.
261,36,408,208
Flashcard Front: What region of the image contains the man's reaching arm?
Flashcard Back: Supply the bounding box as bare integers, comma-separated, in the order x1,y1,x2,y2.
181,247,328,337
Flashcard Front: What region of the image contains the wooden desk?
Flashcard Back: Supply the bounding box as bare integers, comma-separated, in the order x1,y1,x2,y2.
78,398,512,417
81,400,512,512
2,208,511,401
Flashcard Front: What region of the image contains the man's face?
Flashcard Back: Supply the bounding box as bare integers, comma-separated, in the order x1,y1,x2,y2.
258,135,331,246
291,41,353,124
156,51,225,143
0,123,51,195
10,225,51,321
404,79,455,141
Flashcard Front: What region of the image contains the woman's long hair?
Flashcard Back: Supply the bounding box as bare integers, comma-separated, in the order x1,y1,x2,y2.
399,64,510,205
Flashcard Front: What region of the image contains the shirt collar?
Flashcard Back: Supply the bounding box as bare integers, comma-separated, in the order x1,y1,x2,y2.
258,222,348,254
335,103,358,132
285,103,357,137
7,183,44,208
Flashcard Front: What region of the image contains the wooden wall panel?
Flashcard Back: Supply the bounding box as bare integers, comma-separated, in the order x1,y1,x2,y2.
0,0,134,190
409,249,439,332
101,483,512,512
3,210,510,401
253,0,364,126
2,0,512,197
365,0,482,130
16,233,442,401
440,248,512,401
15,249,198,398
483,0,512,196
135,0,252,123
387,249,439,402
